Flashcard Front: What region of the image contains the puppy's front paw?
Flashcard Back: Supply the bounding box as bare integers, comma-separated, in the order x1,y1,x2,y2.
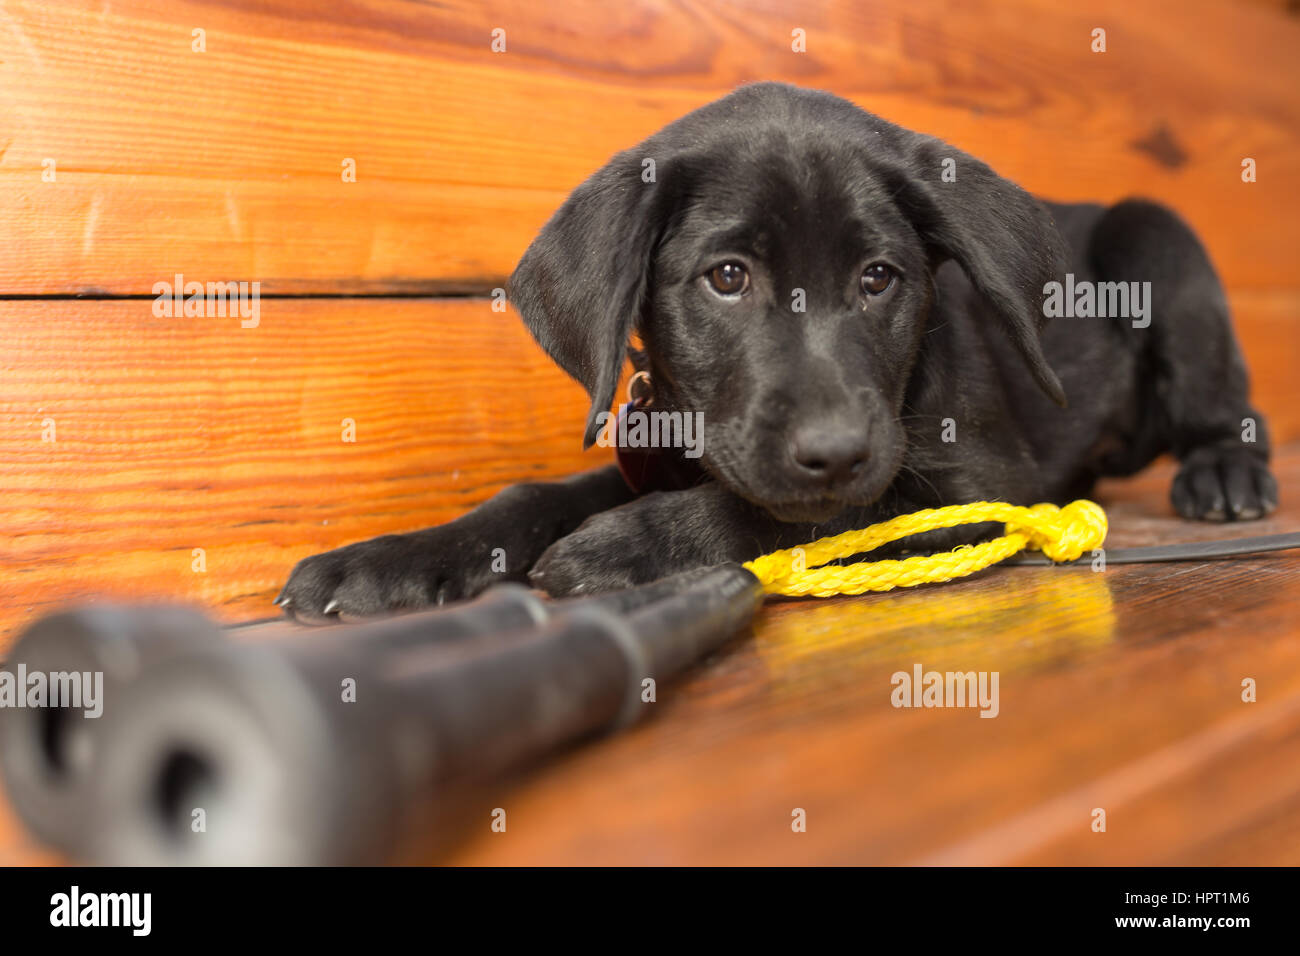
1171,447,1278,522
277,531,492,624
529,513,661,597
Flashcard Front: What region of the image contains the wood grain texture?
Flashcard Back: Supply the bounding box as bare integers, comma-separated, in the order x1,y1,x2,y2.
0,0,1296,293
2,0,1299,868
432,448,1300,865
0,290,1295,649
3,446,1298,865
0,289,1295,650
0,298,610,648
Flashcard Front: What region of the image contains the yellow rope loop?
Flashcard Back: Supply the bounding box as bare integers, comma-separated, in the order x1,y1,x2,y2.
1005,499,1109,563
743,499,1107,597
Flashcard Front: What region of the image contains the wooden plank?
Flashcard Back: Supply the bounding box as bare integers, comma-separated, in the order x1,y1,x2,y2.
434,449,1300,865
3,446,1297,865
0,0,1297,293
1,290,1296,649
1233,289,1300,446
0,298,609,648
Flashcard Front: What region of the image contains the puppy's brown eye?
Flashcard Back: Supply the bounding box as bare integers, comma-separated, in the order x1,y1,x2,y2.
861,263,895,296
708,262,750,296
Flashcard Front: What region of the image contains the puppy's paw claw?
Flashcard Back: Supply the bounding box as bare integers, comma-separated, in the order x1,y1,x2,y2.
530,530,642,598
1172,448,1277,522
277,534,440,625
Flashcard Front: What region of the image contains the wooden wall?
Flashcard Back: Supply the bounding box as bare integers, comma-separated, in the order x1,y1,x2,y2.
1,0,1298,646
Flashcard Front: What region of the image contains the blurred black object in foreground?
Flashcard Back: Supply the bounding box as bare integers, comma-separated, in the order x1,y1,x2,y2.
0,568,762,864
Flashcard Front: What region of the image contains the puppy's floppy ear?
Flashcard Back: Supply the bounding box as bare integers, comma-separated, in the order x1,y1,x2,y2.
509,150,675,447
880,134,1069,406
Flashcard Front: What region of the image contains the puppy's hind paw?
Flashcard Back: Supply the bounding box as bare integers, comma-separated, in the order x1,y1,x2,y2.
1171,447,1278,522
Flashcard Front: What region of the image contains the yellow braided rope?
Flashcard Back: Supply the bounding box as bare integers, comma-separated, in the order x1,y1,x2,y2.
743,500,1108,598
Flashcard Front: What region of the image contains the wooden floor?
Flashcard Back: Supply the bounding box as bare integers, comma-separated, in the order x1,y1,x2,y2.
3,445,1298,866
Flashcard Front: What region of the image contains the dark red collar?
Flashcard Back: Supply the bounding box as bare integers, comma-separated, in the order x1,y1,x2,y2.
613,399,706,494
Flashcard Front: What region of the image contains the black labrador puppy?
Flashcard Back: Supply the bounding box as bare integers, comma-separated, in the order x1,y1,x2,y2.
278,82,1276,621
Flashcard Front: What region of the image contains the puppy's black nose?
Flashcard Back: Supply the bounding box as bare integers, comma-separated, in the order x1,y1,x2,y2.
790,426,869,485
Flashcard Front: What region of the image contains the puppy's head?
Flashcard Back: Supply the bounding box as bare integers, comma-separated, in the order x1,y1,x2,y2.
510,83,1066,522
